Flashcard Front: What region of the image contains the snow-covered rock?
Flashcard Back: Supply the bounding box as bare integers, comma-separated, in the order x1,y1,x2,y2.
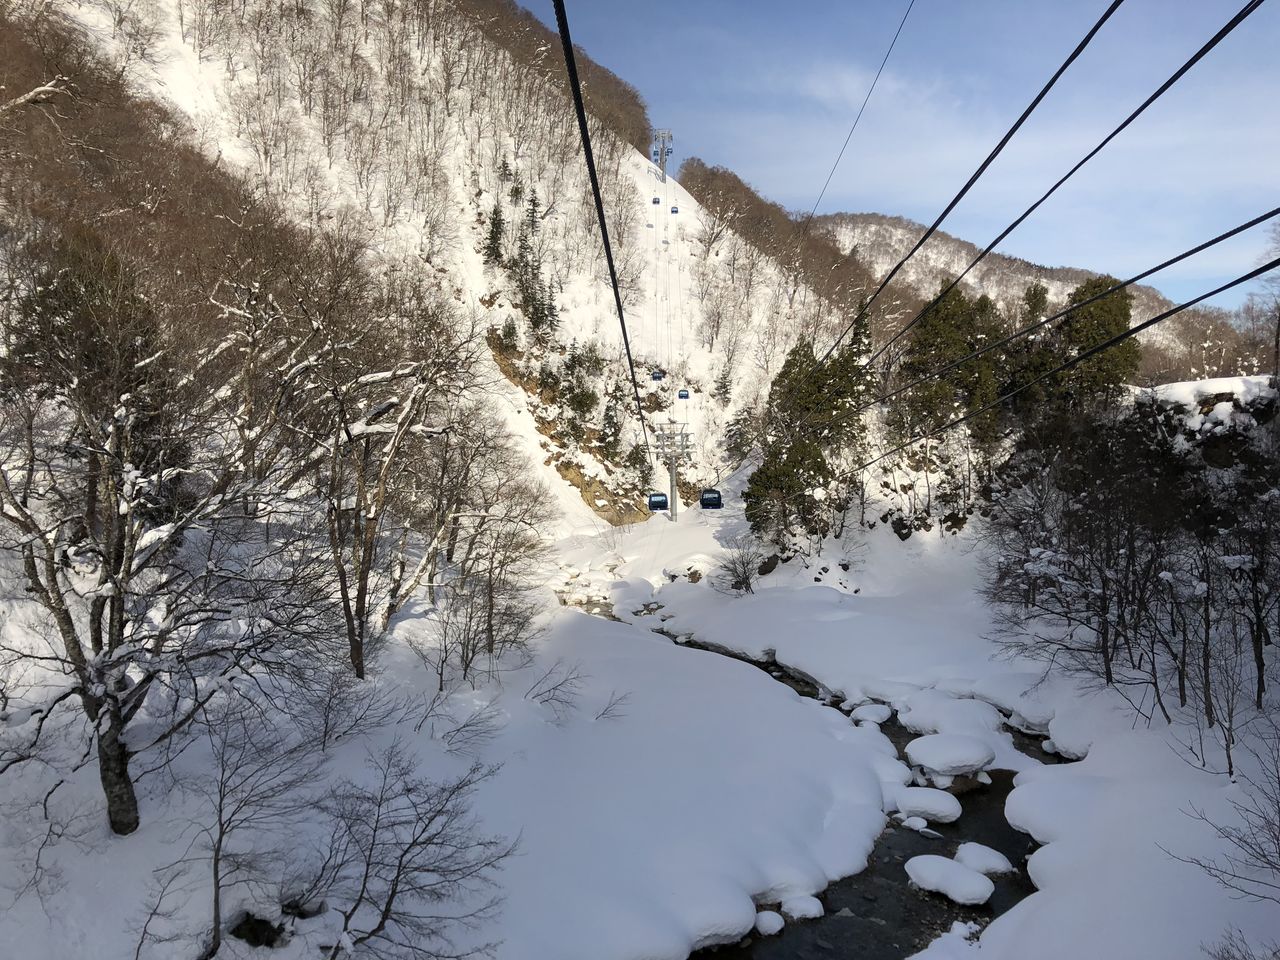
906,734,996,776
781,895,824,920
897,689,1005,736
896,786,963,824
755,911,785,936
905,855,995,906
852,703,892,724
954,842,1014,876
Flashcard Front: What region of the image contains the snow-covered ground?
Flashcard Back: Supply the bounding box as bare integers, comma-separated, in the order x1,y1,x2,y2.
10,456,1273,959
0,569,892,959
555,470,1278,959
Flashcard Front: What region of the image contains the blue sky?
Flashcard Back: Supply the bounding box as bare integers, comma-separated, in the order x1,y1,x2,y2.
536,0,1279,307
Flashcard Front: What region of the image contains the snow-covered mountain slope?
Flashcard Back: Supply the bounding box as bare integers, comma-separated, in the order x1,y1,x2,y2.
65,0,1198,530
64,0,830,531
818,211,1173,324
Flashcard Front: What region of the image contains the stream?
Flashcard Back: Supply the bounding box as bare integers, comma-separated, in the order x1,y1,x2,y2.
677,636,1051,959
557,578,1065,960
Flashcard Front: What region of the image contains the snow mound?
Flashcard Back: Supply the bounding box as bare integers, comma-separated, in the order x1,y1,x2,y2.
896,786,963,823
909,920,983,958
755,911,785,936
852,703,892,724
897,689,1004,736
955,842,1014,876
781,895,824,920
906,855,994,906
1151,375,1274,411
971,672,1056,732
906,734,996,776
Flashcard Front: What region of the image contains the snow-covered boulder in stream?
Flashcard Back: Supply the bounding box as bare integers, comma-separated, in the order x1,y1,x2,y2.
906,733,996,776
781,895,824,920
906,855,995,906
955,842,1015,876
896,786,963,824
852,703,892,724
755,911,785,936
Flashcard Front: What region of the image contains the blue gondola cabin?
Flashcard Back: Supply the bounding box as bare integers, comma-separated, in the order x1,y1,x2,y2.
648,492,669,512
652,196,661,205
699,489,723,510
671,205,679,214
678,389,689,399
651,370,665,382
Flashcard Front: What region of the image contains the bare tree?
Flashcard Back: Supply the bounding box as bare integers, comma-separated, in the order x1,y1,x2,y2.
139,704,325,960
0,74,70,120
1176,715,1280,906
0,232,338,834
1204,930,1280,960
292,744,512,960
717,534,766,595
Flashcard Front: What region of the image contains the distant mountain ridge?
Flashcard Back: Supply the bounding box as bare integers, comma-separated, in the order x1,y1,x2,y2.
815,211,1174,324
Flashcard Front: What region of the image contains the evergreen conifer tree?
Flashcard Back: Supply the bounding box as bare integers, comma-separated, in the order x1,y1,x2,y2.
1059,275,1138,404
713,366,733,404
599,383,624,461
484,199,505,266
894,283,973,440
743,340,840,542
525,188,541,235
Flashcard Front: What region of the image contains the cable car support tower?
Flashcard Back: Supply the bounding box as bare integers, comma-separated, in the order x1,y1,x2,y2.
652,129,674,182
654,420,691,520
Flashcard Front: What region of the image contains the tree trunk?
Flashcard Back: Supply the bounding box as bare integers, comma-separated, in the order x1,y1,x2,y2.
1099,579,1114,686
97,707,140,835
1271,300,1279,391
1250,573,1267,709
1202,585,1215,728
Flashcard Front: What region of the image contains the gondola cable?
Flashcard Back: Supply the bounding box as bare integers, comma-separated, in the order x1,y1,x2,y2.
814,0,1128,366
857,206,1280,420
857,255,1280,473
788,0,917,308
552,0,652,459
848,0,1268,373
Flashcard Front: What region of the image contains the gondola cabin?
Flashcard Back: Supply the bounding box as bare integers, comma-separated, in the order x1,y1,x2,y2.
652,196,661,205
648,492,669,512
677,389,690,399
671,205,679,214
651,370,665,382
699,488,723,510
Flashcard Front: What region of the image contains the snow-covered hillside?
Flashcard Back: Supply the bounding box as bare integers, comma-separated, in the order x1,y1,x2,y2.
819,211,1173,325
65,0,1199,526
65,0,834,527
